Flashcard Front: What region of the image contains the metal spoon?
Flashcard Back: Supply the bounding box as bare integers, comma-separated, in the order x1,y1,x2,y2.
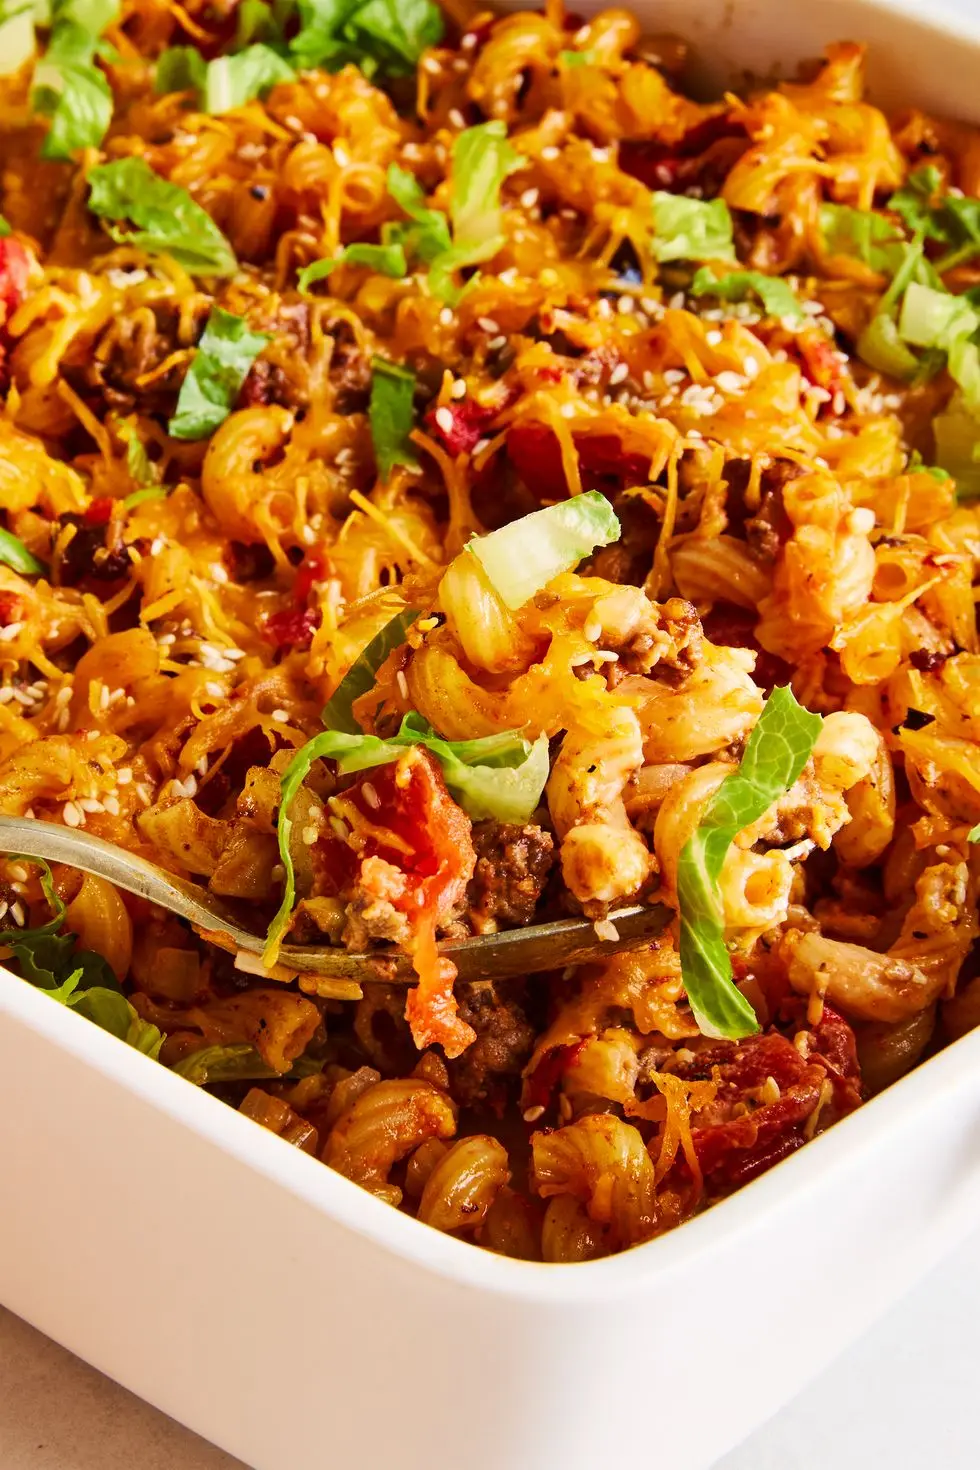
0,815,671,983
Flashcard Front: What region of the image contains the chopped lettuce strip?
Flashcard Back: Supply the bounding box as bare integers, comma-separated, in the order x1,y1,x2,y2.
297,241,408,293
689,266,803,322
0,0,36,77
168,307,270,440
384,123,522,302
652,193,734,264
0,526,45,575
467,490,621,610
87,157,237,276
677,687,823,1039
820,203,908,274
369,356,418,480
322,607,420,734
29,0,118,158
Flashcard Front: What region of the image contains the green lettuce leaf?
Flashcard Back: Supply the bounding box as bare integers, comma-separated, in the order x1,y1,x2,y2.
386,163,452,262
0,526,45,575
0,215,10,236
820,203,907,274
87,156,237,276
0,1,36,77
287,0,442,77
677,686,823,1039
297,240,407,293
468,490,621,609
323,606,419,733
154,43,206,95
689,265,803,322
888,165,949,240
34,60,112,158
203,43,294,112
369,356,418,480
168,307,270,440
933,398,980,498
652,193,734,264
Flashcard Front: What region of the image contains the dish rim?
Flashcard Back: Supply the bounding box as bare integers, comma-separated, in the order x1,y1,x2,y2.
5,961,980,1298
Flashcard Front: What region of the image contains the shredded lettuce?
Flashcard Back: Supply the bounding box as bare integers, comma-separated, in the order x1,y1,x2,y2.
651,193,734,264
888,165,949,240
677,687,822,1039
297,241,407,293
897,282,980,411
467,490,621,610
168,307,270,440
689,266,803,322
820,203,907,274
0,214,10,236
157,42,293,111
0,526,45,575
288,0,442,77
87,157,237,276
0,0,36,76
369,356,418,480
322,607,419,734
385,124,522,302
30,0,118,158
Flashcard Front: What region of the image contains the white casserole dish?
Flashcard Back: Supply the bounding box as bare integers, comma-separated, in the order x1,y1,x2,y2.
4,3,980,1465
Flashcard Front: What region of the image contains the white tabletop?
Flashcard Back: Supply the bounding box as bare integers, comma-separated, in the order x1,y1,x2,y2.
2,1226,980,1469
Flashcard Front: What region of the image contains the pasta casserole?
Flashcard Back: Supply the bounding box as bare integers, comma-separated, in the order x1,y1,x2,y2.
1,0,980,1261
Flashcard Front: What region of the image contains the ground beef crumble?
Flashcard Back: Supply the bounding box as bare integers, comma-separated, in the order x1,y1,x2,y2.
466,821,556,933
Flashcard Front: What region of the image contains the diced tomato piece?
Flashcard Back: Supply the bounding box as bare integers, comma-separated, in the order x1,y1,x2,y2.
794,334,847,403
619,117,744,192
342,750,475,926
0,591,24,626
522,1039,588,1111
293,548,330,605
83,497,115,527
506,423,654,499
424,397,499,456
0,239,29,323
264,606,320,651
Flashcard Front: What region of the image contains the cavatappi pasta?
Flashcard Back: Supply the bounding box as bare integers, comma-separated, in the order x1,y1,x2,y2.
2,0,980,1261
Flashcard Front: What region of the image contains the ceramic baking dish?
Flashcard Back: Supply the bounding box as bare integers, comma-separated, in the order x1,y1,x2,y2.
4,3,980,1467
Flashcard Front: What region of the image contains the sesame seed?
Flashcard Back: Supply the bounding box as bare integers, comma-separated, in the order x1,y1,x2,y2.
62,802,82,828
396,670,409,700
593,918,619,942
559,402,576,418
520,187,539,208
302,825,318,845
103,795,120,816
523,1105,546,1124
10,901,25,927
435,406,454,433
664,368,686,385
439,306,455,326
487,335,507,351
448,108,466,128
328,816,350,842
477,316,499,333
715,370,747,394
78,798,104,813
618,295,635,315
422,55,440,74
541,146,559,161
583,616,601,642
117,768,132,784
362,782,380,810
609,362,629,385
473,438,490,455
706,329,723,346
270,708,290,722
